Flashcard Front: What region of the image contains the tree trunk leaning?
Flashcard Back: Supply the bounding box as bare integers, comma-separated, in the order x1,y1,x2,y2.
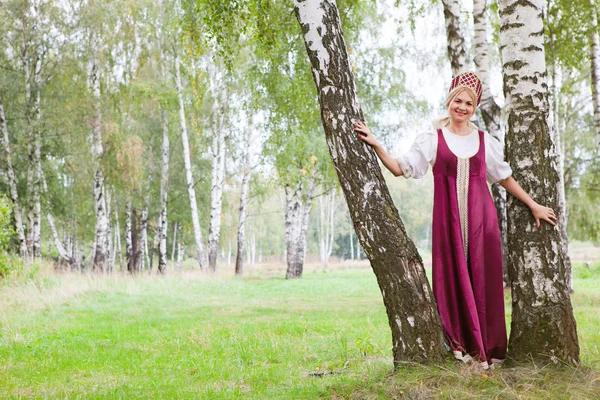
294,0,447,365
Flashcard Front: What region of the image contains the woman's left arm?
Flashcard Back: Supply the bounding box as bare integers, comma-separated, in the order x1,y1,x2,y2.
499,177,557,228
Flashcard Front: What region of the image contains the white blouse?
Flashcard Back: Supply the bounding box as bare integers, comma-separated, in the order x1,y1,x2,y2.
395,128,512,184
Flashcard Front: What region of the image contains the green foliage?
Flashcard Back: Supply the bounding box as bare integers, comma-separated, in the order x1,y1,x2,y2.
0,196,14,277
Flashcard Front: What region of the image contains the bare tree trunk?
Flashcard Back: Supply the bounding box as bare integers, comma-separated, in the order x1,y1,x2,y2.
171,221,178,267
0,94,28,259
591,0,600,145
349,230,354,260
140,181,151,273
208,106,226,272
472,0,509,285
500,0,579,364
175,54,206,271
106,188,113,272
284,174,316,279
235,144,252,276
90,62,108,272
158,111,170,274
295,0,447,365
31,62,43,261
441,0,468,75
114,202,123,271
319,190,336,262
47,213,70,262
125,199,133,273
176,223,184,272
546,8,573,291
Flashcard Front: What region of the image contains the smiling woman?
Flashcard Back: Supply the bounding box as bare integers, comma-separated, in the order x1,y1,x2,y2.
354,71,558,369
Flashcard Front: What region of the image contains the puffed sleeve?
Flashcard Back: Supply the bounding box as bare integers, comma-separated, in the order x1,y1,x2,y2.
484,132,512,184
395,131,437,179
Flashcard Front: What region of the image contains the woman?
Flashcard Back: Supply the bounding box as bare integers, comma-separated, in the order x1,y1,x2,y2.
353,72,557,368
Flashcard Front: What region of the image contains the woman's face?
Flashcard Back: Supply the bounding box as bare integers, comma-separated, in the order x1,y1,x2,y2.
448,89,475,124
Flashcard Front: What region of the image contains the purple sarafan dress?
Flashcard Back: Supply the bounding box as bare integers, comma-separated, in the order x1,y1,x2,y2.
432,128,507,366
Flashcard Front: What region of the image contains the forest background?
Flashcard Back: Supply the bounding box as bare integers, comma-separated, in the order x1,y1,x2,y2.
1,0,600,398
0,0,598,276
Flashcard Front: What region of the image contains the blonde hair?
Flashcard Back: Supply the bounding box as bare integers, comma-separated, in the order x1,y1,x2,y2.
432,87,479,129
445,86,477,109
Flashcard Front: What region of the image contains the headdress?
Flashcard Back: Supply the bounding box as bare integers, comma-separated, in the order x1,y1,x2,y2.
449,72,482,106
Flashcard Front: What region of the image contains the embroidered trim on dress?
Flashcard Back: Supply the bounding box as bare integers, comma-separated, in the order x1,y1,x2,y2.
456,158,470,261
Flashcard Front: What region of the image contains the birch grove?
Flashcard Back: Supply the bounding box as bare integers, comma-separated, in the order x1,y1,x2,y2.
500,0,579,364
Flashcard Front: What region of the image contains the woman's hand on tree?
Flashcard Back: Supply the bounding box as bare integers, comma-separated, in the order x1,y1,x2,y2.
353,120,380,147
531,203,557,228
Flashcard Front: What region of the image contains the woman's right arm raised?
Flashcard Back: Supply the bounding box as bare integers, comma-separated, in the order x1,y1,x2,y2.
353,120,404,177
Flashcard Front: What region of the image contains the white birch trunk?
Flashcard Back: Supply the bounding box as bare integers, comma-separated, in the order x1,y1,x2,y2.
114,202,123,271
547,20,573,291
90,62,109,272
106,189,114,272
158,111,170,274
295,0,448,365
175,54,206,271
171,221,178,266
235,145,252,276
284,172,316,279
349,231,354,260
318,195,326,262
140,180,151,274
176,223,184,272
31,60,43,261
327,191,335,260
591,0,600,145
473,0,508,284
441,0,468,75
125,199,133,272
500,0,579,364
47,213,70,261
208,108,226,271
0,94,28,259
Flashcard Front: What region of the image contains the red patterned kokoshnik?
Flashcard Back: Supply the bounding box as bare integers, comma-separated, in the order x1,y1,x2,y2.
450,72,482,106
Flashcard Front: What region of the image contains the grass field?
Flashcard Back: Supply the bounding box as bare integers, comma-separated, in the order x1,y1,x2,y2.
0,260,599,399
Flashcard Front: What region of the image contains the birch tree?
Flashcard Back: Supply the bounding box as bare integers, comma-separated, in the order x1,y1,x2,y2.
0,93,28,259
175,53,206,271
499,0,579,364
207,88,227,272
158,111,170,274
441,0,468,75
235,128,254,276
545,0,574,291
90,60,109,272
472,0,509,284
591,0,600,145
295,0,446,364
284,171,317,279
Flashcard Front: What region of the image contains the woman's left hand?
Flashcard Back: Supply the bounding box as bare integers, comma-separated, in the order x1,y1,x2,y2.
531,203,557,228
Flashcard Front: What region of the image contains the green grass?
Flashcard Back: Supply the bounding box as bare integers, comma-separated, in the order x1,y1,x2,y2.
0,263,599,399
